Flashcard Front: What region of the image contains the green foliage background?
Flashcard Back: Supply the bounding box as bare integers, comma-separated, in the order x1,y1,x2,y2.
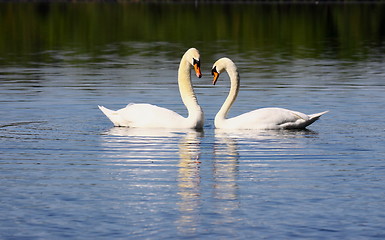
1,2,384,64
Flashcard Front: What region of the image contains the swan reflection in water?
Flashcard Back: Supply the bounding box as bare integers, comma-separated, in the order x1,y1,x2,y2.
214,128,319,171
100,127,204,168
211,128,320,226
100,127,204,234
176,130,202,235
100,127,319,235
213,130,240,201
210,129,242,228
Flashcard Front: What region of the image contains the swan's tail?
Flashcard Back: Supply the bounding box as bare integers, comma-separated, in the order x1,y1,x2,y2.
285,110,328,129
98,105,122,127
309,111,329,120
299,110,328,128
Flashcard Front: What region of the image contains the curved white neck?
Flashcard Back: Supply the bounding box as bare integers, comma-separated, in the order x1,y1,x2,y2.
214,67,239,128
178,56,203,128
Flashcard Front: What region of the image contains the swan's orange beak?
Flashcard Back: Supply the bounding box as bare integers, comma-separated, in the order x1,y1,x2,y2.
193,63,202,78
212,70,219,85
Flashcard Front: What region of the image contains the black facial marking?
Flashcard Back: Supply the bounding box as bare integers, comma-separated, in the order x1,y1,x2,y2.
211,66,217,75
193,58,200,68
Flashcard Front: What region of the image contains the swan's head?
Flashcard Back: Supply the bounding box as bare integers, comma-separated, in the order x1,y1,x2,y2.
211,57,236,85
185,48,202,78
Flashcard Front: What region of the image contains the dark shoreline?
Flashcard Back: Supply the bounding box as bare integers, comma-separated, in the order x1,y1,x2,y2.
1,0,385,4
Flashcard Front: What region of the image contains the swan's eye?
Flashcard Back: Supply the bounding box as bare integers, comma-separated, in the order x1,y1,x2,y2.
193,58,200,68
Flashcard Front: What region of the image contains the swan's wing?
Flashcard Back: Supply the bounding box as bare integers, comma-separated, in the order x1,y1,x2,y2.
99,104,186,128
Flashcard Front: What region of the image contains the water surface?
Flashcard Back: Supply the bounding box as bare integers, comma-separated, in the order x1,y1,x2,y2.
1,2,385,239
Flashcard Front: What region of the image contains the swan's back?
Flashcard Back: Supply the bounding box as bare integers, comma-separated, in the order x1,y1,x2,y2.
219,107,327,130
99,104,187,128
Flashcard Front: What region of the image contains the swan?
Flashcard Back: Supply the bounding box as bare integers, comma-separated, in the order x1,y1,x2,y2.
211,57,328,130
98,48,204,129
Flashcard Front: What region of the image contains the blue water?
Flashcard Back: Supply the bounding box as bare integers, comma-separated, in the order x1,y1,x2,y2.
1,44,385,239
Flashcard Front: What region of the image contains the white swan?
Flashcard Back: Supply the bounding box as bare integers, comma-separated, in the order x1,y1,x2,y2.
211,57,328,130
98,48,204,129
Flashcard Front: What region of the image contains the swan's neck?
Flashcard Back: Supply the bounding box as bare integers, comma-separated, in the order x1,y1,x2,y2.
215,68,239,128
178,57,203,128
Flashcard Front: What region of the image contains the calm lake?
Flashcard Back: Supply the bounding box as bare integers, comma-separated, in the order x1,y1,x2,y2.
1,2,385,239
